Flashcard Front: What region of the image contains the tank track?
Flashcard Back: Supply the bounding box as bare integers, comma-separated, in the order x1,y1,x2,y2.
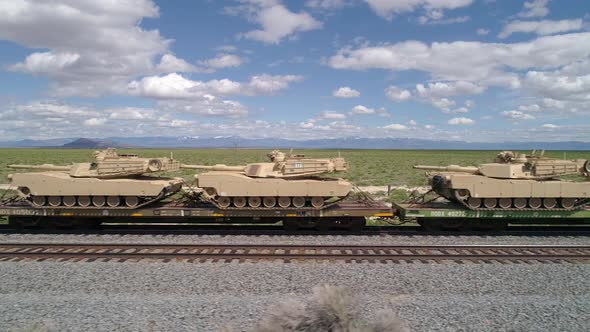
205,196,346,210
456,197,590,212
22,191,173,210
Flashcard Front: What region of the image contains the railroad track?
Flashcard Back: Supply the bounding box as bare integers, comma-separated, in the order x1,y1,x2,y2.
0,243,588,264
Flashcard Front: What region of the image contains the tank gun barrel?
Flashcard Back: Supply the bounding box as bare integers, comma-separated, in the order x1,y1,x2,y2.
8,164,72,171
414,165,480,174
181,164,246,172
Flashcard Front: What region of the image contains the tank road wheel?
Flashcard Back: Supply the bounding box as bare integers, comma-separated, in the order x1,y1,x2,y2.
92,196,106,207
310,197,324,208
233,197,247,208
48,196,61,207
31,196,46,207
292,196,306,208
543,198,557,209
107,196,120,207
483,198,497,208
454,189,470,200
498,198,512,209
278,197,291,208
263,197,277,208
248,197,261,208
124,196,139,208
62,196,76,207
217,197,231,208
205,188,217,196
528,198,542,209
513,198,527,209
78,196,91,207
467,197,481,208
561,198,576,209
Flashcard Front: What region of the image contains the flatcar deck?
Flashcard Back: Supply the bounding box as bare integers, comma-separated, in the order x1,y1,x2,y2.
0,199,393,219
393,201,590,222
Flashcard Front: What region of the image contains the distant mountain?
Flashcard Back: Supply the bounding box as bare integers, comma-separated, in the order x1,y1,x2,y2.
60,138,125,149
0,136,588,150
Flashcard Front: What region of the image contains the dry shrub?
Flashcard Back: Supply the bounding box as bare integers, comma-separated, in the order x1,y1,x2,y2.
253,285,408,332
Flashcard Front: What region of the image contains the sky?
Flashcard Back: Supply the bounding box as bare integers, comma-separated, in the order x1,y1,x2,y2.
0,0,589,142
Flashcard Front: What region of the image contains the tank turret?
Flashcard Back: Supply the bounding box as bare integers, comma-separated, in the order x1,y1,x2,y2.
184,150,352,209
7,148,183,208
415,150,590,210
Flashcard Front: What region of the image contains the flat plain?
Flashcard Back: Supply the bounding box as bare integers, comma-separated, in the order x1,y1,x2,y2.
1,148,588,186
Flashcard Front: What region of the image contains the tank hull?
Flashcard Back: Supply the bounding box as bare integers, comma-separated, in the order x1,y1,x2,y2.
435,174,589,198
197,173,352,197
11,172,183,196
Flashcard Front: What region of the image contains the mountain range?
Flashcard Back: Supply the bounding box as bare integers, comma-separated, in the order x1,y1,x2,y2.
0,136,588,150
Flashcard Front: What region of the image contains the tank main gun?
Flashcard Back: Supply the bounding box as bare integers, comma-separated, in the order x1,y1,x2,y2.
181,164,247,172
8,164,72,172
413,165,480,174
7,148,181,179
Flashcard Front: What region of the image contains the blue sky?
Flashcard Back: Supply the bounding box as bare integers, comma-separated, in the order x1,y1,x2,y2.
1,0,589,142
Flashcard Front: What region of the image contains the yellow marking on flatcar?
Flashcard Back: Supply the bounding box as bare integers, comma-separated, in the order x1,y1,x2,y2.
286,214,297,217
131,213,143,217
61,213,73,216
213,213,224,217
372,213,393,217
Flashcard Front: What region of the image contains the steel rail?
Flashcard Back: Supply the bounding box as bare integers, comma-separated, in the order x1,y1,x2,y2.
0,243,588,263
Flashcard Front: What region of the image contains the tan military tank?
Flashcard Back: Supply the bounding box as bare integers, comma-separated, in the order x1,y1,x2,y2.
183,150,352,209
7,148,183,208
414,150,590,210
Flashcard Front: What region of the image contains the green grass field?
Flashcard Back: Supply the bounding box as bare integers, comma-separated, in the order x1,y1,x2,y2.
0,148,588,186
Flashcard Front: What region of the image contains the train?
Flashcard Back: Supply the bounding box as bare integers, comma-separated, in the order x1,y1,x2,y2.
1,149,589,231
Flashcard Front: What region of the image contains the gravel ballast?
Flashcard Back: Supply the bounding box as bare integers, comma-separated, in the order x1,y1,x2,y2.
1,261,589,331
1,233,589,246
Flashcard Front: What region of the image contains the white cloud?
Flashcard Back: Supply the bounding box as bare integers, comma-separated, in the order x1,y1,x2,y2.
519,0,550,18
108,107,156,120
476,28,490,35
385,86,412,102
542,123,559,129
156,54,197,73
83,118,107,127
430,98,456,112
327,32,590,88
364,0,473,20
448,117,474,125
230,1,322,44
407,120,417,126
200,53,244,69
382,123,407,130
499,19,583,39
448,107,469,114
415,81,485,98
158,96,248,118
518,104,541,113
502,110,536,120
318,111,347,119
333,86,360,98
351,105,375,114
424,124,435,129
128,73,303,99
1,0,176,96
306,0,348,10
